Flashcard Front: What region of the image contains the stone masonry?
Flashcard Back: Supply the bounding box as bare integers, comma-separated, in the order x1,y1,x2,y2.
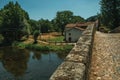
50,24,96,80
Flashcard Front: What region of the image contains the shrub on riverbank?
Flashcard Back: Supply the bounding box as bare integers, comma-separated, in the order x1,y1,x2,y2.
12,42,73,52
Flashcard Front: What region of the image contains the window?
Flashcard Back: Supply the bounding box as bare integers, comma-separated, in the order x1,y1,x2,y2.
69,33,71,35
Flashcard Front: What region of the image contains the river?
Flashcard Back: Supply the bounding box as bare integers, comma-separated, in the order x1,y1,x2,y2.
0,47,66,80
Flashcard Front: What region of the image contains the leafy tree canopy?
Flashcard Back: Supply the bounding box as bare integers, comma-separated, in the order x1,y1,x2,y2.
54,10,85,35
100,0,120,29
33,30,39,43
38,19,53,33
29,19,39,34
72,16,85,23
86,15,99,22
0,1,30,43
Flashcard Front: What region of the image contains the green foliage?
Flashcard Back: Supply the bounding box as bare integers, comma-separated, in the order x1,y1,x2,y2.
13,42,73,52
12,41,26,49
86,15,99,22
54,10,85,35
33,30,39,43
0,34,4,43
100,0,120,30
0,16,3,27
0,1,30,43
49,45,73,52
55,11,73,35
29,19,53,34
51,19,61,32
38,19,53,33
29,19,39,34
71,16,85,23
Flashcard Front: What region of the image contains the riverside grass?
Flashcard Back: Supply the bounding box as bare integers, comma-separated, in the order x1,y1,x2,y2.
12,42,73,52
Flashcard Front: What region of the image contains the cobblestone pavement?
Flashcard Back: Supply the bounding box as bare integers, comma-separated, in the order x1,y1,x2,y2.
89,31,120,80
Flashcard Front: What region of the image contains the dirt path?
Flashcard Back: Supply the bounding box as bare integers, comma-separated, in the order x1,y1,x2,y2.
89,31,120,80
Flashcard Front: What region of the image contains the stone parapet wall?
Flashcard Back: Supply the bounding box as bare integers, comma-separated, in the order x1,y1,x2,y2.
50,23,96,80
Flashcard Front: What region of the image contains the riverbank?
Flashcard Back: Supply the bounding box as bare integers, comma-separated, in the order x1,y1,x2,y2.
12,42,73,53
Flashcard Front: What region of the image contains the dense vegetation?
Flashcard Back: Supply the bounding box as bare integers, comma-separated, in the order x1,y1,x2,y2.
86,0,120,31
0,1,85,44
12,42,73,52
100,0,120,30
0,2,31,44
86,15,99,22
1,0,120,44
53,11,85,35
33,30,40,43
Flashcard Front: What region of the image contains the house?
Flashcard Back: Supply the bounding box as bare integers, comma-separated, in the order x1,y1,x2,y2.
65,23,89,42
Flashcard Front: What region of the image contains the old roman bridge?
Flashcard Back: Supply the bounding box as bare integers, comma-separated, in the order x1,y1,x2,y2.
50,22,120,80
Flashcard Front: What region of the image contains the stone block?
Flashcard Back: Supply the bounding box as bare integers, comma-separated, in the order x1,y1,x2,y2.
82,30,92,36
65,51,89,64
50,61,85,80
77,35,92,45
73,44,90,52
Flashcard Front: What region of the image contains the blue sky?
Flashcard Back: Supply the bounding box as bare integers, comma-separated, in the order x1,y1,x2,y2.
0,0,100,20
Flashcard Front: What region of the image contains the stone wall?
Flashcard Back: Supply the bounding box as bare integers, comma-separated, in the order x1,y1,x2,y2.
50,23,96,80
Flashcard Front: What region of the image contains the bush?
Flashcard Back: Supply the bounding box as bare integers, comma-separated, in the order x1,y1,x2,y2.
33,30,40,43
12,41,26,49
0,34,4,43
13,42,73,52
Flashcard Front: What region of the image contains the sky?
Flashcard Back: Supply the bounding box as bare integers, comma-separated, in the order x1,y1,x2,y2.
0,0,100,20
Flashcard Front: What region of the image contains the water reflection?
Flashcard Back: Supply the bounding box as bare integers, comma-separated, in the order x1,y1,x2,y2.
0,47,66,80
0,47,30,77
32,51,41,60
57,52,68,59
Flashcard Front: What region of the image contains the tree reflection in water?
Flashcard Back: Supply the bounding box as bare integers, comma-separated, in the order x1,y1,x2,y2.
0,47,30,77
56,51,68,59
32,51,41,60
0,47,66,80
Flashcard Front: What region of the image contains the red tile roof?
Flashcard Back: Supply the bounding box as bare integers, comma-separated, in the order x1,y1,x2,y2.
66,22,93,28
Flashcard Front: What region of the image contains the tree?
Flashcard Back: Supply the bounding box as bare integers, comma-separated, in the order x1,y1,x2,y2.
0,16,3,27
51,19,61,32
100,0,120,29
0,1,30,43
0,34,4,43
54,10,85,35
29,19,39,34
86,15,98,22
38,19,53,33
71,16,85,23
33,30,39,43
55,11,73,35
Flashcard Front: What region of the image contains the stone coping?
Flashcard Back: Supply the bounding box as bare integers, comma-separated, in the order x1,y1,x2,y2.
50,24,96,80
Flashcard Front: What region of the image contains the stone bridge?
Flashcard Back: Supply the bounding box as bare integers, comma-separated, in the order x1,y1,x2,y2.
50,22,120,80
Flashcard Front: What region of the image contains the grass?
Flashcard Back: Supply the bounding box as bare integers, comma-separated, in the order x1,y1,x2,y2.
12,32,73,52
24,32,64,44
12,41,73,52
38,32,62,41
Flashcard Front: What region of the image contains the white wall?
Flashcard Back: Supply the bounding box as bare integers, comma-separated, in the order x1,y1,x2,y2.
65,28,83,42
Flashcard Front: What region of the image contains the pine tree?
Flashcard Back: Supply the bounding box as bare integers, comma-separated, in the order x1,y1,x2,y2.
100,0,120,29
